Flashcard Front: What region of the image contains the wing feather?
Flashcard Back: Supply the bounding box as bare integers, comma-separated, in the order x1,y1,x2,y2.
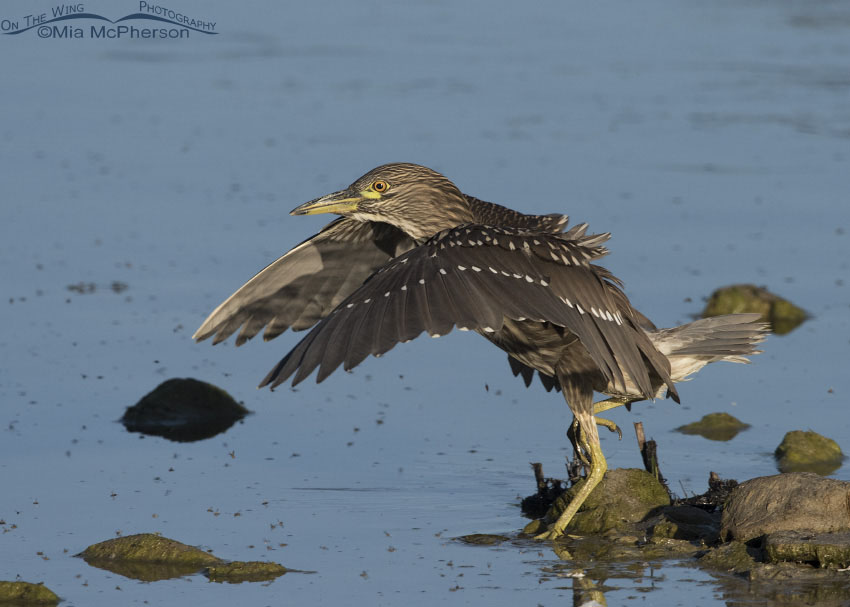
194,218,412,345
262,224,675,397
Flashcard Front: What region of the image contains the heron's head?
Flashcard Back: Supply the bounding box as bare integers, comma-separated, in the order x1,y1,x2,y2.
291,163,472,240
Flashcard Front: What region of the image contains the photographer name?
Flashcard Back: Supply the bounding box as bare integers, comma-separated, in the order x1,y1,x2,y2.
39,23,189,39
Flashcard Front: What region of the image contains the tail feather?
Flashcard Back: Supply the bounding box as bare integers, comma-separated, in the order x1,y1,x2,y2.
652,313,768,361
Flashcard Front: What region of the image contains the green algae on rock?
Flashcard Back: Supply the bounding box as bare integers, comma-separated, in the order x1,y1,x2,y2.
698,541,757,574
701,284,806,335
721,473,850,543
78,533,293,583
122,378,251,442
78,533,223,581
775,430,844,475
764,531,850,569
204,561,289,583
675,412,750,442
526,468,670,536
0,581,59,605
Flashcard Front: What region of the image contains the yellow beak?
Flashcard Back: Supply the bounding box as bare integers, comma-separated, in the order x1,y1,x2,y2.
290,190,361,216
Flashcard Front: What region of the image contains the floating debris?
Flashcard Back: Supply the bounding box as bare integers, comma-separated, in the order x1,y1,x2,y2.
66,280,129,295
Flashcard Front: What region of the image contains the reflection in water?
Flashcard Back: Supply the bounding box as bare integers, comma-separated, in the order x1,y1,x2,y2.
533,531,850,607
708,565,850,607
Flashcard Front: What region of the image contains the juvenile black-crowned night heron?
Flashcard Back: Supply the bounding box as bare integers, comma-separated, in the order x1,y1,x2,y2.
194,163,767,539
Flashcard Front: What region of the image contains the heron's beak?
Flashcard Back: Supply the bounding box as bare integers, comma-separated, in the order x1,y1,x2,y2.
291,189,362,216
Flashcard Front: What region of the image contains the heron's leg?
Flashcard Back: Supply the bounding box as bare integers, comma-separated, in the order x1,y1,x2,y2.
537,431,607,540
593,396,634,416
568,408,623,456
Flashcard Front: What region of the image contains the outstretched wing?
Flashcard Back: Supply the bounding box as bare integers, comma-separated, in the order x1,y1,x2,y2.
193,218,413,346
261,224,677,401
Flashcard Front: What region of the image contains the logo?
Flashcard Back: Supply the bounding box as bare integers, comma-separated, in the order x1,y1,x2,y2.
1,2,217,40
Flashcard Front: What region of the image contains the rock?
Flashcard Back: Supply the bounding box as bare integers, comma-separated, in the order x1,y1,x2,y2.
78,533,223,581
764,531,850,569
537,468,670,535
701,284,806,335
122,378,250,442
698,541,757,574
675,412,750,442
456,534,510,545
78,533,292,583
744,562,850,606
204,561,289,583
521,519,547,536
721,473,850,542
0,581,59,604
775,430,844,475
647,505,720,542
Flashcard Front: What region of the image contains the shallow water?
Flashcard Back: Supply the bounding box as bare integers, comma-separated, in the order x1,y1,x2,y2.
2,0,850,604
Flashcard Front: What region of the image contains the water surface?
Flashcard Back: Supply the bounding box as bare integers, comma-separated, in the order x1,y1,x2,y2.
2,0,849,604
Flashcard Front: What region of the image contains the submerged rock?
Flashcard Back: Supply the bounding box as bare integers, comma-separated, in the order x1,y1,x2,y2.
531,468,670,535
204,561,289,583
78,533,222,581
744,563,850,606
456,534,510,545
721,473,850,543
764,531,850,569
122,378,250,442
0,581,59,604
775,430,844,475
698,540,757,574
78,533,292,583
647,505,720,543
675,412,750,442
701,284,806,335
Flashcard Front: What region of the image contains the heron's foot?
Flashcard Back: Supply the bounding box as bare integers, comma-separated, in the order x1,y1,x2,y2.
595,416,622,440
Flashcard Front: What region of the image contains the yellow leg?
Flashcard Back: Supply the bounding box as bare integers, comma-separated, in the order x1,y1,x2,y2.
595,416,621,440
536,435,608,540
568,408,623,459
593,396,634,416
589,397,637,441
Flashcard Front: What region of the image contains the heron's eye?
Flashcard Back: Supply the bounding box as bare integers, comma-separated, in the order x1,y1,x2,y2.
372,180,389,193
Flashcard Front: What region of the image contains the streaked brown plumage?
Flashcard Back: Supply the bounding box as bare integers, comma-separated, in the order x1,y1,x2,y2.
194,162,767,539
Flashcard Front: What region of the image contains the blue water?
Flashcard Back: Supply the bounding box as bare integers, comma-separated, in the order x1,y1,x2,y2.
2,0,849,605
